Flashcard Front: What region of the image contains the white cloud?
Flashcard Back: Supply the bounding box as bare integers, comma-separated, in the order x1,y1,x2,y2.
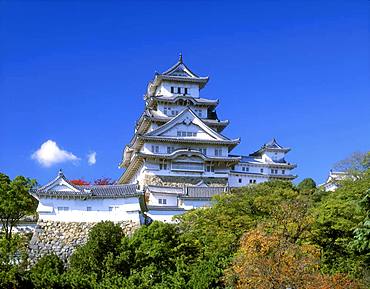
87,151,96,166
31,140,79,167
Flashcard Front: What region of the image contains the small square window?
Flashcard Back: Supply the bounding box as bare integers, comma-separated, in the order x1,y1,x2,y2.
282,170,285,174
159,198,167,204
184,88,188,94
171,87,174,93
260,168,264,173
239,178,242,183
86,207,92,211
177,87,181,94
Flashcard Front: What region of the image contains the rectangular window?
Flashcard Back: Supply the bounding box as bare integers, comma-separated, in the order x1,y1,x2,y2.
177,87,181,94
199,148,207,155
151,145,159,153
282,170,285,175
206,165,214,172
108,206,119,212
253,180,256,183
172,162,204,171
246,167,249,172
260,168,264,173
249,179,253,184
242,167,246,172
167,146,175,154
239,178,242,183
171,87,174,93
159,163,167,170
177,131,196,137
164,106,172,115
159,198,167,205
215,148,223,157
57,207,69,211
194,109,202,117
184,87,188,94
86,207,92,211
271,169,274,174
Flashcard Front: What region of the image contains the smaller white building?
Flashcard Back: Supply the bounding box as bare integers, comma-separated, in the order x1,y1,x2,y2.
229,138,297,187
145,182,227,223
320,170,349,192
32,170,145,224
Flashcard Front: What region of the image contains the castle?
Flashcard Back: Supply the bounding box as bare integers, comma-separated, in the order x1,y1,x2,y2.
33,56,297,224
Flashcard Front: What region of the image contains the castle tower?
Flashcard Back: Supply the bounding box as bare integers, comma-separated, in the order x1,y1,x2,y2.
118,55,241,188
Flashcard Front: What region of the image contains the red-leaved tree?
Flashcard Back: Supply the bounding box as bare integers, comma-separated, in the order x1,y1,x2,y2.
70,179,90,186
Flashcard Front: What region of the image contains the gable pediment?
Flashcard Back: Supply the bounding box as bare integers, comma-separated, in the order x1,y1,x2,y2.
166,64,194,78
146,109,228,141
38,171,81,193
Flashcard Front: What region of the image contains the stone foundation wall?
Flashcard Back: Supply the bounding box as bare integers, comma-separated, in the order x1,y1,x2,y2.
143,175,227,187
28,220,140,266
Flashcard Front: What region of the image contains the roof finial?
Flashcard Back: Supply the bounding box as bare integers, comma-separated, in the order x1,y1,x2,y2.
58,169,63,177
179,52,183,63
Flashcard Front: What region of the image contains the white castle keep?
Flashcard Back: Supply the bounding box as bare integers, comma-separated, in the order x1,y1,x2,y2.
33,56,297,223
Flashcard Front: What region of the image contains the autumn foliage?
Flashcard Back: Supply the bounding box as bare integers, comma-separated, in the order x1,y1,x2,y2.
69,179,90,186
69,178,115,186
225,227,360,289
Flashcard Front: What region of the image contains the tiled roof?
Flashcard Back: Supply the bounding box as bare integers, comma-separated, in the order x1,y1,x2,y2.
145,185,227,199
182,186,226,199
264,138,284,149
151,95,218,105
34,184,141,199
230,155,289,164
146,185,183,195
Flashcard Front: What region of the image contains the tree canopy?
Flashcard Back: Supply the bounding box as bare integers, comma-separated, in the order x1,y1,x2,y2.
1,166,369,288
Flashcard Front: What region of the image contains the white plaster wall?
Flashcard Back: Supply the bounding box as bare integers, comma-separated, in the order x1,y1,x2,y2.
228,173,268,187
157,81,200,98
181,199,211,210
234,163,291,176
262,151,286,162
128,164,145,185
324,183,339,192
37,197,142,223
148,192,178,206
146,210,185,223
162,124,216,141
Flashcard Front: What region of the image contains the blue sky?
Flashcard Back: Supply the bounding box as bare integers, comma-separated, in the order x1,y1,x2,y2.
0,0,368,185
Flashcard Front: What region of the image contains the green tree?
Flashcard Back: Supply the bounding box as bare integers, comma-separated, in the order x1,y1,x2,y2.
334,151,370,179
0,173,37,241
29,254,65,289
297,178,317,194
311,169,370,282
69,221,124,278
176,180,304,288
115,221,198,289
